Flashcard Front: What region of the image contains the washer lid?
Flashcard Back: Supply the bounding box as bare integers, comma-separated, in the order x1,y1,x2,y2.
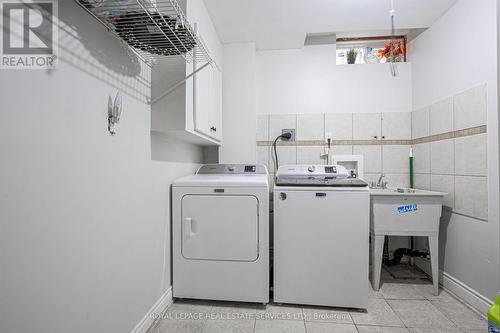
276,177,368,187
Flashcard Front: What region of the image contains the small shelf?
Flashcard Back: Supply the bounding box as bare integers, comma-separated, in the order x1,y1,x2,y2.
75,0,212,65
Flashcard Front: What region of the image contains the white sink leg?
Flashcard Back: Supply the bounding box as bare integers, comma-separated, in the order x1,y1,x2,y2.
372,235,385,291
429,235,439,296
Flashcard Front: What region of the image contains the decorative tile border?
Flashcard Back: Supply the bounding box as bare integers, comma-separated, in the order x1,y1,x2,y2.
412,125,487,144
256,139,412,146
256,125,487,147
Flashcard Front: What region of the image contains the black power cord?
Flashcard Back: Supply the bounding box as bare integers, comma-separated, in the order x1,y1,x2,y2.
272,132,292,174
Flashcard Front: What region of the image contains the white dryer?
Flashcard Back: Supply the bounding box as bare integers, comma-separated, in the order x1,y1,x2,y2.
273,164,369,309
172,164,269,303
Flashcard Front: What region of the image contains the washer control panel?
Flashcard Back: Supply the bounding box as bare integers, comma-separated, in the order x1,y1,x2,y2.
325,166,337,174
277,165,349,179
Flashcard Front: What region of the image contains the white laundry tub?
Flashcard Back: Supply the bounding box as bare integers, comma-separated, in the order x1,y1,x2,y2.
370,188,446,235
370,188,446,295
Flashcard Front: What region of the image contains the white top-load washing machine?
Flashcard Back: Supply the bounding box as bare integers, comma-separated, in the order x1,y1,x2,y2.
273,164,369,309
172,164,269,303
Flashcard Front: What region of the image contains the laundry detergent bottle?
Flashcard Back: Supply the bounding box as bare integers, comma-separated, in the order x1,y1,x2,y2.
489,294,500,333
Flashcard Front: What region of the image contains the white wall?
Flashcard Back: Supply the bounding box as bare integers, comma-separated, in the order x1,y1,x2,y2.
410,0,500,301
256,45,412,115
498,0,500,286
219,43,257,163
0,2,199,333
220,43,413,163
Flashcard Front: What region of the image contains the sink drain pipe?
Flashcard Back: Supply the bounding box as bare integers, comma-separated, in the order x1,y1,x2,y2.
383,248,430,266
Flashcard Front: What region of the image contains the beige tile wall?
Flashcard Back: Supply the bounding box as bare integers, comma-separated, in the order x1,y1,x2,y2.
412,107,430,139
429,97,454,135
453,84,487,130
256,112,412,188
325,113,353,140
412,84,488,221
382,112,411,140
353,113,381,140
256,85,488,221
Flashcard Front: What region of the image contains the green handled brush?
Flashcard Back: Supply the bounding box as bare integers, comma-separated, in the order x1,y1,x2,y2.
409,147,414,189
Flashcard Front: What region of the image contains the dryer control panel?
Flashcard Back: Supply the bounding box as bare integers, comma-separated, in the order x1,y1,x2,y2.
197,164,268,175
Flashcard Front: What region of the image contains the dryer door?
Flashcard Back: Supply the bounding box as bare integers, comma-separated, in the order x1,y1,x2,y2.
181,195,259,261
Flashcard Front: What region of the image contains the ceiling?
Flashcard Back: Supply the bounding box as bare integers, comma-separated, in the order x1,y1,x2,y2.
202,0,458,50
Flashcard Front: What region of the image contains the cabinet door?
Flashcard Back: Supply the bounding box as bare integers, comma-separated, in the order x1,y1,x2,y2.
193,60,212,137
207,66,222,141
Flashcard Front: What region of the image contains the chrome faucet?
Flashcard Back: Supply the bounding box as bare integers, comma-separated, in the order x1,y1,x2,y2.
371,173,387,189
377,173,385,187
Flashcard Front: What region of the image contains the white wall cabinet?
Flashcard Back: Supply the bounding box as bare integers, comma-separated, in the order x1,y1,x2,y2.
193,62,222,141
151,0,223,146
210,67,222,141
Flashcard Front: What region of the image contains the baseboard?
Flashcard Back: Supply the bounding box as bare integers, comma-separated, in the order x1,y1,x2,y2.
414,258,493,316
130,287,173,333
441,271,493,316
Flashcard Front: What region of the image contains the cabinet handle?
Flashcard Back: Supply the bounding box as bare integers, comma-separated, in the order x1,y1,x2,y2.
373,135,378,139
382,135,386,139
210,126,217,132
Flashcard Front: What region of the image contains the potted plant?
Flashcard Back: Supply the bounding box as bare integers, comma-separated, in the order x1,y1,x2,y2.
347,48,357,64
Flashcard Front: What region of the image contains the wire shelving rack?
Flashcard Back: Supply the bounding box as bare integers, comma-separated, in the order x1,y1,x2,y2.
74,0,212,66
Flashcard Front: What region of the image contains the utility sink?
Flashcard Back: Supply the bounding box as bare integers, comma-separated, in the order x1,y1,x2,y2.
370,187,446,196
370,187,446,234
369,187,447,295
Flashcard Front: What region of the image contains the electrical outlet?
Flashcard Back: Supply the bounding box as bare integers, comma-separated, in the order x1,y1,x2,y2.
325,132,332,143
282,129,295,141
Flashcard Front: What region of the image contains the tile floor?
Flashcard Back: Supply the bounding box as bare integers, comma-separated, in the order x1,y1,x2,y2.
151,270,487,333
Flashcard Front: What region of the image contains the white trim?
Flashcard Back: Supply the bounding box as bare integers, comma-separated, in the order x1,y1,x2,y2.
441,271,493,317
414,258,493,316
130,287,173,333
